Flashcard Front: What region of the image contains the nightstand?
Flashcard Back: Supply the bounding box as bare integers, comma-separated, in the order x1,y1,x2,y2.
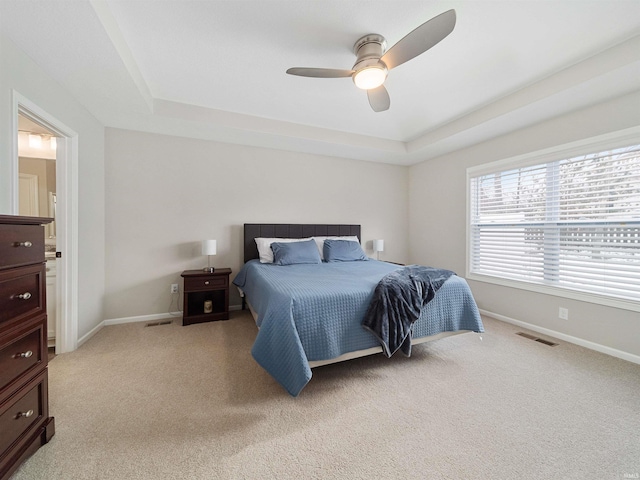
180,268,231,326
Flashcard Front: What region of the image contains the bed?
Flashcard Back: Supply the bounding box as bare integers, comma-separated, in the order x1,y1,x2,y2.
234,223,484,396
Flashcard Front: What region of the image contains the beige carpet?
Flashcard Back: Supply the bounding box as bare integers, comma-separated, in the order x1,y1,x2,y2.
12,312,640,480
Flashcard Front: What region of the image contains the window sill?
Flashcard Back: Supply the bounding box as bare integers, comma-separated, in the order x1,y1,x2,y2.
467,272,640,313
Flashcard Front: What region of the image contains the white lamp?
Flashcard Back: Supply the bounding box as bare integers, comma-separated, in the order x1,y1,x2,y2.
201,239,217,273
373,239,384,260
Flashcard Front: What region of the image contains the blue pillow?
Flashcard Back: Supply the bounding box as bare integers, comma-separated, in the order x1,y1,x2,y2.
323,239,369,262
271,239,322,266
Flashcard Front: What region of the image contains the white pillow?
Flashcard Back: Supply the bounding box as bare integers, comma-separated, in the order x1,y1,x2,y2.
255,237,312,263
311,236,360,260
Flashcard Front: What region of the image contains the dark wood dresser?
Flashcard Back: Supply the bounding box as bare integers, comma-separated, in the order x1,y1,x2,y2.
0,215,55,480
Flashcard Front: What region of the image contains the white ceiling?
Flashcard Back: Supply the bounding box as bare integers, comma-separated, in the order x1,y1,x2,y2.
2,0,640,165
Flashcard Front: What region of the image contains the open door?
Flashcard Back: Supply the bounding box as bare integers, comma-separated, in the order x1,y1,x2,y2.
14,92,79,354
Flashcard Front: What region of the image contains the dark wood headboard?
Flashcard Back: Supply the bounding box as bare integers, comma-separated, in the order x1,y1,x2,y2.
244,224,361,263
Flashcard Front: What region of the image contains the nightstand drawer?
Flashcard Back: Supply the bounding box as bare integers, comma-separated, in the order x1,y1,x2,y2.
184,276,227,291
0,265,45,326
0,323,44,394
0,376,44,456
0,224,45,270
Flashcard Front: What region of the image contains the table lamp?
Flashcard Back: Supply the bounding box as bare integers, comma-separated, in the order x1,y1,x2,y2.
202,239,217,272
373,239,384,260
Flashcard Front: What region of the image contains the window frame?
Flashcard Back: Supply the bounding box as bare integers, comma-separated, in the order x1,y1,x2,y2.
466,126,640,313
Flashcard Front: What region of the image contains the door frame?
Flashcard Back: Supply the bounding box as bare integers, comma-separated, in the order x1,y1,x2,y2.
12,90,79,353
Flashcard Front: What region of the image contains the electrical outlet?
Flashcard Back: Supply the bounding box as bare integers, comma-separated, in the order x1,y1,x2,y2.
170,284,179,294
558,307,569,320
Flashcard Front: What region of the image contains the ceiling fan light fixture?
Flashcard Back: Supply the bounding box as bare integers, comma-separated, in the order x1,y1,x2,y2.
353,66,387,90
285,10,456,111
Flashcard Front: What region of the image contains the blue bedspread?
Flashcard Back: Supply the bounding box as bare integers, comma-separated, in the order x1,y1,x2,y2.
233,259,484,396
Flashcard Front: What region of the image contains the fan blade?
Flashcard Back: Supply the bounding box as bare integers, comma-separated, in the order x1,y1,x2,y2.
367,85,390,112
286,67,354,78
380,9,456,70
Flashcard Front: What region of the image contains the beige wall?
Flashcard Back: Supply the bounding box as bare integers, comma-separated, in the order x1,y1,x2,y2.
19,157,55,222
104,128,409,319
409,91,640,357
0,33,106,340
3,30,638,359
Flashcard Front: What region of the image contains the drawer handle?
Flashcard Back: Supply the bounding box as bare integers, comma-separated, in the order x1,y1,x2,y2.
15,241,33,248
204,281,210,285
16,409,34,419
16,350,34,359
16,292,32,300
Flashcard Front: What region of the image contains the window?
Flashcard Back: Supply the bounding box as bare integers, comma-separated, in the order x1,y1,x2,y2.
468,140,640,308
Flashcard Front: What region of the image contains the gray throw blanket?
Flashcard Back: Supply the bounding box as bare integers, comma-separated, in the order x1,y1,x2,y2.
362,265,455,358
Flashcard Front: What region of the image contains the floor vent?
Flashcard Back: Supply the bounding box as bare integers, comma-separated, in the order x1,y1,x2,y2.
145,320,172,327
516,332,558,346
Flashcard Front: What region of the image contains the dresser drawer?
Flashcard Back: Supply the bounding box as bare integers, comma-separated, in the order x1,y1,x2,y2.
0,375,44,457
0,224,44,270
184,275,228,291
0,265,45,326
0,323,45,394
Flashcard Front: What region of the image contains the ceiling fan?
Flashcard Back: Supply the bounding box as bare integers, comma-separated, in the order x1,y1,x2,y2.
286,9,456,112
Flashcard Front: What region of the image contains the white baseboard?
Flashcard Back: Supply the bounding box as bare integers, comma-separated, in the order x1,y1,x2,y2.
101,305,242,327
104,312,183,326
78,305,242,347
94,305,242,330
77,320,105,348
480,309,640,365
78,312,183,348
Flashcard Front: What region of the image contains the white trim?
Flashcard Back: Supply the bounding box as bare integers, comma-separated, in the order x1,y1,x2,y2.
88,0,154,112
79,306,250,345
103,305,242,327
104,312,182,326
77,320,104,348
468,273,640,313
480,309,640,365
466,125,640,312
13,91,79,354
81,313,182,345
9,106,19,214
467,125,640,177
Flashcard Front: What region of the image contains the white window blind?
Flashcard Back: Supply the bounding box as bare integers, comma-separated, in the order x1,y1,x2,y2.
469,144,640,303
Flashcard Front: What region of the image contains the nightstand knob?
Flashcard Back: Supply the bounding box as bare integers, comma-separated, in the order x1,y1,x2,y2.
16,350,33,359
17,409,34,419
16,241,33,248
204,281,210,285
16,292,32,300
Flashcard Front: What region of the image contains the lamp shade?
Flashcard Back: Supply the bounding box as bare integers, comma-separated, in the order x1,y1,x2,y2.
373,239,384,252
201,239,217,256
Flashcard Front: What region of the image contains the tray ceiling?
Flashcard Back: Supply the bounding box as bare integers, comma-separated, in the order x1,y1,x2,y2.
1,0,639,165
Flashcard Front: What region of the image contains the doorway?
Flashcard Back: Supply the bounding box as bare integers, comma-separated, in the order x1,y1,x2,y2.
18,114,58,349
13,92,78,354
